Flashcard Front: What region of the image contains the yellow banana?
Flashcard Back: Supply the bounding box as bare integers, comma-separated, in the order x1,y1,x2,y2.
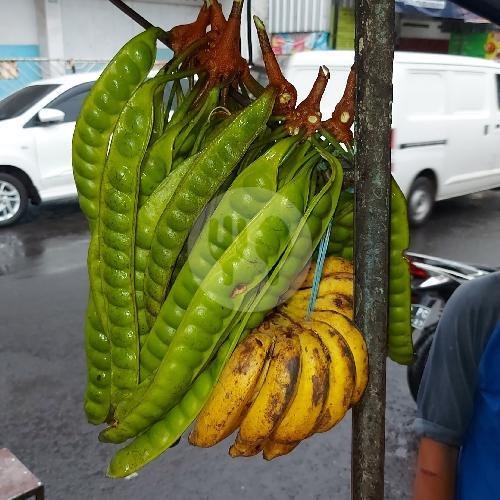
306,275,353,299
283,291,354,320
262,440,298,461
306,311,368,405
269,327,329,445
229,328,301,458
220,330,277,457
300,257,353,288
302,319,356,432
189,331,275,448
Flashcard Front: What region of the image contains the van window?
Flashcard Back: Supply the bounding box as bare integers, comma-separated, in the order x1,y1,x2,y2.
405,72,445,117
46,82,94,123
450,72,486,113
497,75,500,109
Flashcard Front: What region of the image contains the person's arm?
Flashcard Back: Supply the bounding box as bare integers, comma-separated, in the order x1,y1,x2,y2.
413,274,500,500
414,437,458,500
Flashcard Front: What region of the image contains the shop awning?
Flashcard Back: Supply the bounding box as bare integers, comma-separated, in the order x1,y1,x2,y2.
453,0,500,25
395,1,464,20
395,0,499,24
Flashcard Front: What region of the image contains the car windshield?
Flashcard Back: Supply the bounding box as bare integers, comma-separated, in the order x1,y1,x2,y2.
0,84,59,121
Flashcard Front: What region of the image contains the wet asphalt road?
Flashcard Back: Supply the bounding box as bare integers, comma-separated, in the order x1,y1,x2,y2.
1,190,499,500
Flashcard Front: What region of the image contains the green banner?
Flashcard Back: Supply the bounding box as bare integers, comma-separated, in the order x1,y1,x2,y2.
449,31,500,60
336,8,355,50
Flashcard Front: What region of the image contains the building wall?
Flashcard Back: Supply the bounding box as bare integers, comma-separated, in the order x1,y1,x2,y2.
398,16,450,53
0,0,262,62
0,0,263,98
0,0,39,97
399,17,450,40
59,0,203,60
0,0,38,46
0,0,236,61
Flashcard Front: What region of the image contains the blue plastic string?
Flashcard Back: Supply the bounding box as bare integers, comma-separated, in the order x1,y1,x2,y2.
306,219,333,320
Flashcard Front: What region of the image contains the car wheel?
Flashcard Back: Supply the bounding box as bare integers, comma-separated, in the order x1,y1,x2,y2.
0,172,29,227
408,176,435,227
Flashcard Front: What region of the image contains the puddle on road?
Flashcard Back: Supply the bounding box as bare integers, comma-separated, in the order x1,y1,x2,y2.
0,200,90,277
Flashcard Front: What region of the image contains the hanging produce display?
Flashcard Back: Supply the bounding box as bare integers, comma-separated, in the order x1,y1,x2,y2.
72,0,413,478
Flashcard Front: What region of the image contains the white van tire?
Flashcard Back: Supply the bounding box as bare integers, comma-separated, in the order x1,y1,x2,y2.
0,172,29,227
408,176,435,227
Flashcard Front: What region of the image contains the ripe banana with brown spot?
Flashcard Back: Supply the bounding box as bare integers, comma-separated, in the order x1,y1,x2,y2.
283,274,354,320
283,291,353,320
229,328,301,458
267,326,329,452
189,331,275,448
272,313,356,433
305,310,368,405
300,256,353,288
300,319,356,432
306,275,353,300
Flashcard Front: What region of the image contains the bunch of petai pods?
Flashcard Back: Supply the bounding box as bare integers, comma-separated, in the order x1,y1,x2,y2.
72,0,412,478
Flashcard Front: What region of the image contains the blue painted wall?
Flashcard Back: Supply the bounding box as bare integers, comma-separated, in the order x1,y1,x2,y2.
157,47,174,62
0,44,40,100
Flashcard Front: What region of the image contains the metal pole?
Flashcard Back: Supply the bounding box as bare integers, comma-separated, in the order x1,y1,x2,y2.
352,0,395,499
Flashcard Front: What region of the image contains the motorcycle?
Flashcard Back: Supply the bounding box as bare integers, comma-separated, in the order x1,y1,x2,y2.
407,252,497,402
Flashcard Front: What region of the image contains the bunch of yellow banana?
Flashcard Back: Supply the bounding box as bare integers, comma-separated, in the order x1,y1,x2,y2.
189,257,368,460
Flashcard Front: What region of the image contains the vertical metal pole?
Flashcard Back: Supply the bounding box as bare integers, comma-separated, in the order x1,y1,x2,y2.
352,1,395,499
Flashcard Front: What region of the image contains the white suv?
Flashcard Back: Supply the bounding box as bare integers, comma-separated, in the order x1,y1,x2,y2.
0,72,102,226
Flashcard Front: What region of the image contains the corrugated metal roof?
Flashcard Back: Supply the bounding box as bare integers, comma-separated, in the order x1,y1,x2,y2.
269,0,331,33
269,0,355,33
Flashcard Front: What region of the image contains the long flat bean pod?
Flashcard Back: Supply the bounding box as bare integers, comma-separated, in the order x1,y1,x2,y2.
327,190,354,260
73,27,161,225
72,28,161,423
106,154,343,476
139,136,297,377
143,88,276,326
100,167,311,443
247,145,344,326
135,164,193,345
172,88,220,161
84,295,112,425
138,88,219,208
99,73,183,405
327,181,413,364
86,239,112,420
388,180,413,364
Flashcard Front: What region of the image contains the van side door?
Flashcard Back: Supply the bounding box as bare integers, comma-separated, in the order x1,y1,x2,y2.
490,73,500,187
392,68,447,199
444,70,493,197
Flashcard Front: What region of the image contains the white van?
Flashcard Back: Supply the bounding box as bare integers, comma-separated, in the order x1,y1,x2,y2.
281,51,500,225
